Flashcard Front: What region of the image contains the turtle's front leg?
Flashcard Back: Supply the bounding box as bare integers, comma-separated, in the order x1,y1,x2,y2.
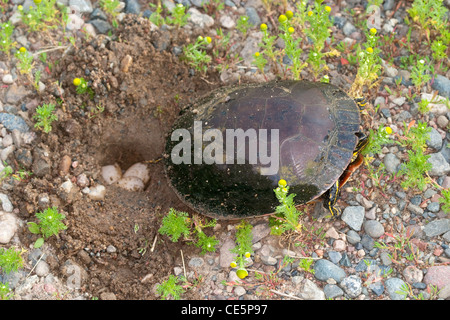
324,180,342,216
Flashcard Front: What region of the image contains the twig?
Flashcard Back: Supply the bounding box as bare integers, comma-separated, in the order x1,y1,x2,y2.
32,45,69,57
180,249,187,280
270,289,303,300
27,252,45,278
150,234,158,253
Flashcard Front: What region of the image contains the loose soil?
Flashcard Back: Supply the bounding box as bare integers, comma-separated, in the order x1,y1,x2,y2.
15,16,222,300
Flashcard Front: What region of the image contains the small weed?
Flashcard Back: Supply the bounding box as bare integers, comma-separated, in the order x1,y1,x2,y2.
156,274,185,300
0,21,15,56
166,3,189,28
158,208,218,254
0,247,25,274
28,206,68,248
149,1,166,27
236,15,252,37
33,103,58,133
410,57,433,93
15,47,34,75
73,77,95,98
230,220,254,280
182,36,212,74
362,124,394,156
269,179,303,235
406,0,448,43
19,0,60,32
298,257,315,274
100,0,121,28
0,282,12,300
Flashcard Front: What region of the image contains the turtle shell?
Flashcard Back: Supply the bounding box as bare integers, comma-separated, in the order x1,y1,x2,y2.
165,80,361,219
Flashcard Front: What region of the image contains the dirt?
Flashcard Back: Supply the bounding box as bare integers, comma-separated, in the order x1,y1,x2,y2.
14,16,222,300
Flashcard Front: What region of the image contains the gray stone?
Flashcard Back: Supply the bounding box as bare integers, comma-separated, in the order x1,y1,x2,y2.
35,260,50,277
431,75,450,99
323,284,344,299
89,19,112,34
219,238,235,268
188,257,204,268
385,277,407,300
69,0,93,13
426,127,443,150
407,203,424,215
0,213,17,244
380,251,392,266
125,0,141,14
251,223,271,243
394,110,412,122
328,251,342,264
0,113,29,132
346,230,361,244
5,84,31,104
343,21,356,36
314,259,346,283
383,0,395,10
369,282,384,296
341,206,365,231
363,220,385,238
340,275,362,298
0,193,13,212
383,153,401,174
298,279,325,300
427,202,440,213
423,219,450,237
245,7,261,26
427,153,450,176
187,8,214,29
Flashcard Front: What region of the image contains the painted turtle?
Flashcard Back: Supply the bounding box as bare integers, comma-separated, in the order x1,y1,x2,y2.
164,80,367,219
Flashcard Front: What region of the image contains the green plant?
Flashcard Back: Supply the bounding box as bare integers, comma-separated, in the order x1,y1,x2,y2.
410,57,433,93
236,15,252,36
19,0,60,32
149,0,165,26
0,247,24,274
0,282,12,300
406,0,448,43
0,21,15,56
156,274,185,300
362,124,395,156
182,36,212,73
33,103,58,133
298,257,315,274
73,77,95,98
28,206,68,248
439,189,450,213
431,39,448,62
166,3,189,28
349,28,382,98
100,0,121,28
269,179,303,235
230,220,254,279
15,46,34,75
158,208,218,254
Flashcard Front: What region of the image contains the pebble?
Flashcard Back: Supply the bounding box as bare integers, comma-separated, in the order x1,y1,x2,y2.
384,278,407,300
0,213,18,244
5,84,31,105
234,286,246,296
188,257,204,269
341,206,365,231
431,75,450,99
124,0,141,14
369,282,385,296
120,55,133,73
70,0,94,13
0,113,29,132
187,8,214,29
383,153,400,174
403,266,423,284
423,266,450,289
0,193,13,212
342,21,356,36
423,92,448,115
423,219,450,237
298,279,325,300
314,259,346,283
245,7,261,26
333,239,346,251
117,176,145,191
66,13,85,30
59,155,72,176
340,275,362,298
427,152,450,176
346,230,361,244
35,260,50,277
2,74,13,84
220,15,236,29
426,127,443,150
363,220,385,238
89,19,112,34
323,284,344,299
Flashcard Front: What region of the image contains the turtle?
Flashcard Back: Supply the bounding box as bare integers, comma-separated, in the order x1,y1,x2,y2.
164,80,368,220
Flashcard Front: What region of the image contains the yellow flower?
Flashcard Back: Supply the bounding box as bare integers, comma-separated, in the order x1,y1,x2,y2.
34,0,42,4
254,52,260,57
206,36,212,44
73,78,81,86
244,252,251,258
260,23,268,31
278,179,287,187
370,28,377,35
385,127,393,135
307,11,313,17
282,188,288,193
278,14,287,23
19,47,26,53
230,261,237,268
325,6,331,13
366,47,374,53
18,5,23,10
236,268,248,279
286,10,294,19
197,36,204,42
288,27,295,34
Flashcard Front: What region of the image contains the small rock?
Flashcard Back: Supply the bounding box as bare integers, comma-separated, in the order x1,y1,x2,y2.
325,227,339,239
437,115,449,129
70,0,94,13
0,213,18,244
403,266,423,284
0,193,13,212
2,74,13,84
123,162,150,184
245,7,261,26
187,8,214,29
76,173,89,188
383,153,401,174
340,275,362,298
342,21,356,36
100,292,117,300
106,245,117,253
220,15,236,29
323,284,344,299
0,113,29,132
89,19,112,34
77,250,92,264
363,220,385,238
341,206,365,231
426,127,443,150
59,155,72,176
423,219,450,237
385,278,407,300
346,230,361,244
298,279,325,300
333,239,346,251
251,223,271,243
5,84,31,104
427,152,450,176
422,92,448,114
120,55,133,73
234,286,246,296
188,257,204,269
125,0,140,14
423,265,450,290
35,260,50,277
314,259,346,283
66,13,85,30
431,75,450,99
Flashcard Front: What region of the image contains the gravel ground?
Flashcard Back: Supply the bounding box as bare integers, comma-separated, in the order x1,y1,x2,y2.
0,0,450,301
